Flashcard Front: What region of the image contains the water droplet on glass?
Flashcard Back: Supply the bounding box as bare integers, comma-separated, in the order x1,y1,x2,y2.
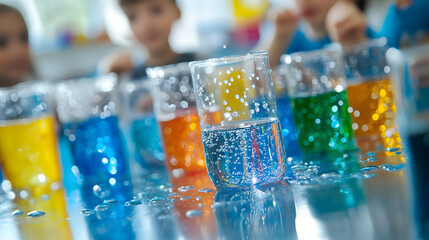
27,210,46,218
198,188,214,193
195,196,202,201
150,197,167,205
171,199,178,202
178,186,194,192
158,215,172,220
180,196,192,200
103,199,117,205
380,163,405,172
185,209,203,218
81,209,96,216
12,210,24,216
125,199,142,206
198,203,204,207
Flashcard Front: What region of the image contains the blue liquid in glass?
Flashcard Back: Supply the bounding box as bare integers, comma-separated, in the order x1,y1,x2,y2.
130,114,164,167
276,95,301,159
63,116,129,184
202,118,286,188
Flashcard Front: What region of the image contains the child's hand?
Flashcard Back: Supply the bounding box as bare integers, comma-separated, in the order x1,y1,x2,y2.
100,51,134,76
326,1,367,46
274,9,299,40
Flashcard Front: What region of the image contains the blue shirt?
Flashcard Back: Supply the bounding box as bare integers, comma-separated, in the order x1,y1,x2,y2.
379,0,429,49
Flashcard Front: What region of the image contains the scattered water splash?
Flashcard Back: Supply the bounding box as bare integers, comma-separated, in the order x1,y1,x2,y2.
95,204,110,211
198,188,214,193
81,209,96,216
185,209,203,218
125,199,142,206
12,210,24,216
178,186,194,192
27,210,45,218
380,163,405,172
180,196,192,200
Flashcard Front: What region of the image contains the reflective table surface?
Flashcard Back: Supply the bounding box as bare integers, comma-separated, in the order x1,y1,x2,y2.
0,146,417,240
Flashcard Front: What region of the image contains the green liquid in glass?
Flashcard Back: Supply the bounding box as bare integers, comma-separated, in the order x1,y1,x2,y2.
291,90,355,159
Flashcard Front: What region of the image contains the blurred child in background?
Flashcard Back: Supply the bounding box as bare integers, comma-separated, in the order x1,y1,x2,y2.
0,4,32,87
268,0,370,67
101,0,195,80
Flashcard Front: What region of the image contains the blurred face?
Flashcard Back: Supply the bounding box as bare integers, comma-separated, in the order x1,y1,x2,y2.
295,0,337,28
123,0,180,55
0,12,31,87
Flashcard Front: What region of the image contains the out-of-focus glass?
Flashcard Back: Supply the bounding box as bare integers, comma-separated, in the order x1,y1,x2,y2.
147,63,206,178
343,38,401,152
272,65,302,160
190,51,286,188
120,80,164,168
0,81,61,193
56,74,129,185
282,48,356,163
390,44,429,239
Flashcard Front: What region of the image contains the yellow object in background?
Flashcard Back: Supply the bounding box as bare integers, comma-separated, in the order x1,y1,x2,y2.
217,68,256,121
0,116,61,192
232,0,269,26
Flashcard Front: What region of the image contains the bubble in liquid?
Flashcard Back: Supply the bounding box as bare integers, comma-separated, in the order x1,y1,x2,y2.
185,209,203,218
27,210,46,218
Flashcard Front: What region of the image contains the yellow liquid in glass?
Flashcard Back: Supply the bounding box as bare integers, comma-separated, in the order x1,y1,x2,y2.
0,116,61,190
348,77,397,137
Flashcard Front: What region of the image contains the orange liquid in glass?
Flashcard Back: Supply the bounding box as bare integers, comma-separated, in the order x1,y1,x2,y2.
159,108,206,175
0,116,61,191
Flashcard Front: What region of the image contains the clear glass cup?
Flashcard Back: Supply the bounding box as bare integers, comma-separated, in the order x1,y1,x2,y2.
56,74,130,185
389,44,429,239
0,81,61,192
189,51,286,188
281,48,356,167
147,63,206,178
119,80,164,168
343,38,401,153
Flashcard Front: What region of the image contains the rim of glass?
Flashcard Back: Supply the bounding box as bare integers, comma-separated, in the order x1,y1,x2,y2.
281,46,342,64
342,37,388,54
146,61,191,79
189,51,268,69
0,80,52,97
56,73,117,90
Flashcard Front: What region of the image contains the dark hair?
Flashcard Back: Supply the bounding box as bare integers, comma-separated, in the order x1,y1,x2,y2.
0,3,23,16
119,0,176,7
355,0,367,11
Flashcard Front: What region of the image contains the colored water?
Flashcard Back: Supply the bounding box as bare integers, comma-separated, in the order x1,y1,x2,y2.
0,116,61,190
159,109,206,176
276,95,301,158
291,90,355,158
130,114,164,167
63,116,129,184
202,118,285,188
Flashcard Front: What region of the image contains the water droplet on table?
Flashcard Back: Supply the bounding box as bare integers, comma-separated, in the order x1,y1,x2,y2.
178,186,194,192
12,210,24,216
81,209,96,216
185,209,203,218
198,188,214,193
27,210,46,218
125,199,142,206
